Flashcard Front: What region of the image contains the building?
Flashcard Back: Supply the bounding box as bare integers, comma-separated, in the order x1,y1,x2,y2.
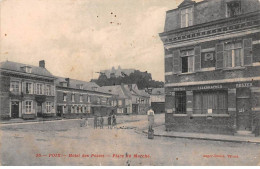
148,88,165,114
0,60,56,119
159,0,260,136
120,84,150,115
55,77,116,118
100,66,135,78
100,85,132,114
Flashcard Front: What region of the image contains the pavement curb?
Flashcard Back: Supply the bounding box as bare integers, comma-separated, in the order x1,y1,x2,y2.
142,130,260,144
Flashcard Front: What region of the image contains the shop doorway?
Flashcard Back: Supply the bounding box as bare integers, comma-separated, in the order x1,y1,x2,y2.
236,98,251,131
11,101,19,118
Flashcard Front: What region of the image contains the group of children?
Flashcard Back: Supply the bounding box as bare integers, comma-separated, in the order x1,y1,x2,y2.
93,114,117,129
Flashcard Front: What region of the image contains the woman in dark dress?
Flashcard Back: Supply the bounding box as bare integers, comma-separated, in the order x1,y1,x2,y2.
108,115,112,129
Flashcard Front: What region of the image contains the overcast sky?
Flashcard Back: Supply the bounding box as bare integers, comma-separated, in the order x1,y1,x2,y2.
0,0,198,82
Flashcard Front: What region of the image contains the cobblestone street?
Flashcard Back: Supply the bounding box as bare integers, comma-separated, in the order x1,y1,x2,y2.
1,114,260,166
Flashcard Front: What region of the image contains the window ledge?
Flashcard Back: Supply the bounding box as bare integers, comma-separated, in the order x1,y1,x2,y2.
196,67,216,72
192,114,230,117
173,114,188,117
252,62,260,66
222,67,246,71
178,72,195,76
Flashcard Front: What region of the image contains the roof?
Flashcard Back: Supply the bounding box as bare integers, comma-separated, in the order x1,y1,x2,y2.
0,61,54,78
151,88,165,95
55,76,101,91
122,84,150,98
99,85,129,99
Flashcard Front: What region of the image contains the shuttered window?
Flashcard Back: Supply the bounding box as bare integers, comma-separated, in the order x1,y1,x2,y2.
224,42,243,68
193,91,228,114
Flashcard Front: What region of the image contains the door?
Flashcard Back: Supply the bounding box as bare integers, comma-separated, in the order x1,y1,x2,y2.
11,101,19,118
37,103,42,117
132,104,138,114
57,106,63,117
236,98,251,131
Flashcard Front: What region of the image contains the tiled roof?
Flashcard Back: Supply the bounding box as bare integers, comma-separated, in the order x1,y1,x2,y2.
0,61,54,78
99,85,129,99
122,84,150,98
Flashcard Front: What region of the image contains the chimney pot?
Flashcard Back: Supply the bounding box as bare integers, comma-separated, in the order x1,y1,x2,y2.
39,60,45,68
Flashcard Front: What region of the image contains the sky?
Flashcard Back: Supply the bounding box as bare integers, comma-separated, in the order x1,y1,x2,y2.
0,0,192,82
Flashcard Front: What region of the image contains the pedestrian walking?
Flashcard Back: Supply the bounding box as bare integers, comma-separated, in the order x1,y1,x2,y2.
100,116,104,129
94,115,97,129
108,115,112,129
112,114,117,128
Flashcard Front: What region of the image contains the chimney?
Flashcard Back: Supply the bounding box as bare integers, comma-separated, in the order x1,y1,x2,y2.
39,60,45,68
65,78,70,87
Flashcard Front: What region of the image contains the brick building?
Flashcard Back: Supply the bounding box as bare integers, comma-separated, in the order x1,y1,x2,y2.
55,77,116,118
147,88,165,114
159,0,260,136
0,60,56,119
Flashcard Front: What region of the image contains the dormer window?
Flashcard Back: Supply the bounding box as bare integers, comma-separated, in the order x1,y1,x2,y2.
226,1,241,17
92,87,98,91
60,82,68,87
22,66,32,73
77,84,83,90
181,7,193,28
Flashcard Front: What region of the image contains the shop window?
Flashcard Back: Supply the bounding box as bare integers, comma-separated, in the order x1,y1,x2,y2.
193,91,228,114
181,7,193,28
181,50,194,73
224,42,243,68
226,1,241,17
46,102,51,113
175,91,186,114
25,101,33,114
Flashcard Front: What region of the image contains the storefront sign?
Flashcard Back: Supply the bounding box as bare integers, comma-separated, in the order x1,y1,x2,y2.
236,83,253,88
198,85,222,90
172,87,185,91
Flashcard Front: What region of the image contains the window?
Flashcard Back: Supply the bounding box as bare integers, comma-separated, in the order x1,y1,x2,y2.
63,93,67,101
87,96,91,103
97,97,101,104
226,1,241,17
46,85,51,95
181,50,194,73
181,7,193,28
36,83,44,95
175,91,186,114
80,95,83,102
71,106,75,113
25,82,33,94
24,66,32,73
118,100,122,106
25,101,33,114
10,81,20,93
194,91,228,114
46,102,51,113
79,84,83,89
224,42,243,68
71,94,75,102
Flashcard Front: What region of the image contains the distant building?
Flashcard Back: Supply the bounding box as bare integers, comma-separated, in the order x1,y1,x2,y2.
148,88,165,114
100,85,132,114
159,0,260,136
100,66,135,78
0,60,56,119
55,77,116,118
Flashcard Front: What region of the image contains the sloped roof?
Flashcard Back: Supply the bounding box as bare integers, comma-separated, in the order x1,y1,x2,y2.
55,76,100,91
99,85,129,99
151,88,165,95
0,61,54,78
122,84,150,98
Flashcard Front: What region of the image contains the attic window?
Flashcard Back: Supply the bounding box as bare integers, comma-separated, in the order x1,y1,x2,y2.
60,82,68,87
226,1,241,17
23,66,32,73
181,7,193,28
92,87,98,91
79,84,83,89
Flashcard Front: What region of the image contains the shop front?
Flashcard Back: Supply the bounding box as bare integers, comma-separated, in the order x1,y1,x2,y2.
165,81,260,136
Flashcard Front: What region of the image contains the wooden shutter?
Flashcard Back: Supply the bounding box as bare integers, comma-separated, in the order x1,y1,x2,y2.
194,46,201,71
216,43,224,69
173,50,181,74
22,82,26,94
34,83,37,94
243,38,252,66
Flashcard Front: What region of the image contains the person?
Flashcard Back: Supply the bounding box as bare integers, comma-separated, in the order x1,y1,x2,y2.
100,116,104,129
147,107,154,130
85,117,88,127
108,115,112,129
112,114,117,128
94,115,97,129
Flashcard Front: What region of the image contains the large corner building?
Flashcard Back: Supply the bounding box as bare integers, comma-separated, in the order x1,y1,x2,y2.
159,0,260,136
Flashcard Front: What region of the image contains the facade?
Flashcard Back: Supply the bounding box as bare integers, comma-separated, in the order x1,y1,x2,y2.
55,77,116,118
159,0,260,135
0,60,56,119
148,88,165,114
100,85,132,114
121,84,150,115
